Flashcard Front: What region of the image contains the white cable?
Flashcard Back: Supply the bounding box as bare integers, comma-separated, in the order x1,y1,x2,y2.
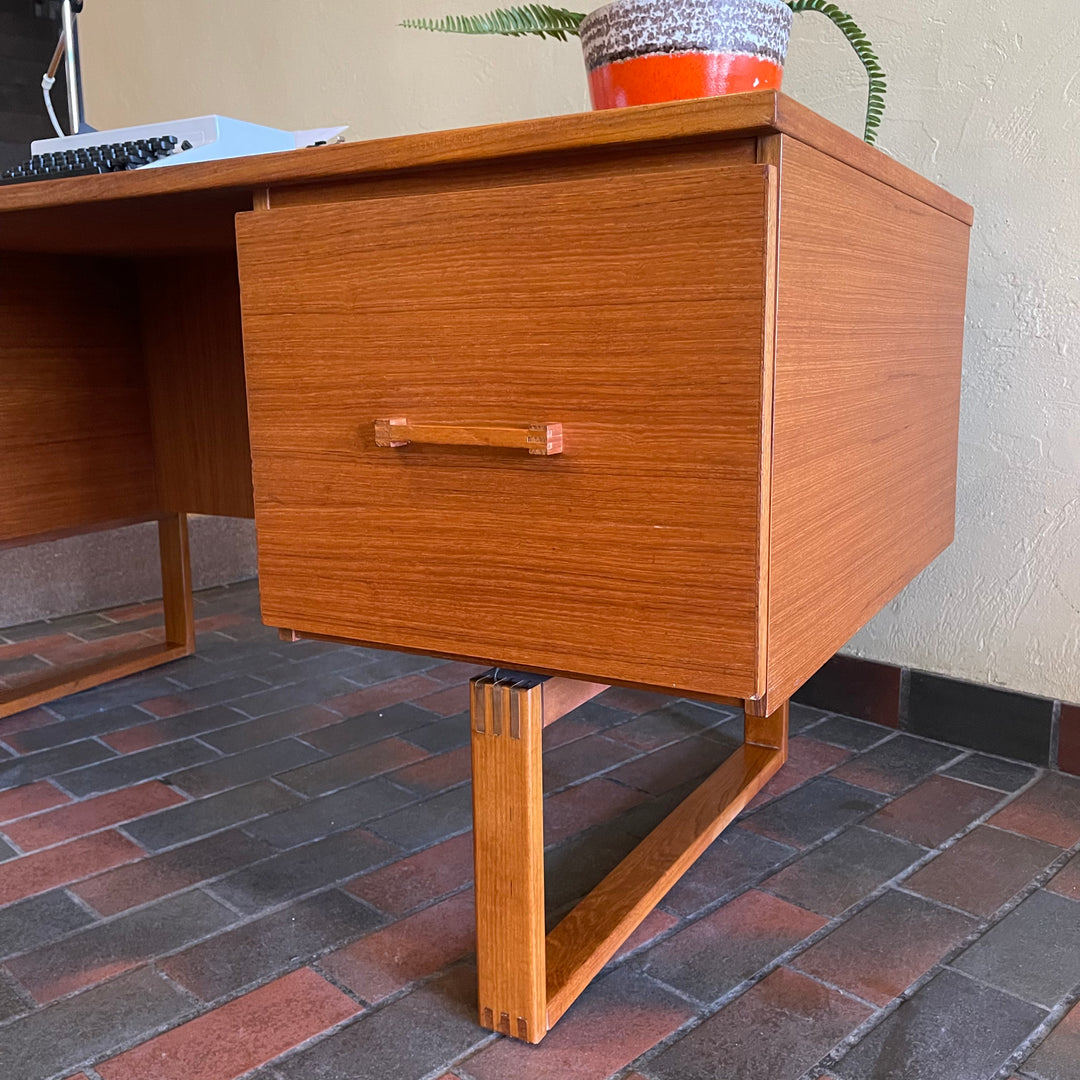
42,74,65,139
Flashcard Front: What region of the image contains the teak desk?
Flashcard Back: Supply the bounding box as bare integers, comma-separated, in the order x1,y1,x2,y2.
0,91,972,1042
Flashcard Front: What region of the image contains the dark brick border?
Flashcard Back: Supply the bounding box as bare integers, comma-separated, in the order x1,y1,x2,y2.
794,656,1078,776
1060,703,1080,775
793,655,901,730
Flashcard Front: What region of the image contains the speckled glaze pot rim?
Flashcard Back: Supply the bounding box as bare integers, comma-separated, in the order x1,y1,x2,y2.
579,0,793,72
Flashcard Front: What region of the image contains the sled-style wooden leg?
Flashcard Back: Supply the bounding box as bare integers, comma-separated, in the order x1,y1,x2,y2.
469,669,788,1043
0,513,196,719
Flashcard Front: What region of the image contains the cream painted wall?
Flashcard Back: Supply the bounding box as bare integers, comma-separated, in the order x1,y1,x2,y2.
80,1,1079,703
78,1,593,137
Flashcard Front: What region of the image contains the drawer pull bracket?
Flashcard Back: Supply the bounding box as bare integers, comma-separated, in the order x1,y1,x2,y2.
374,418,563,456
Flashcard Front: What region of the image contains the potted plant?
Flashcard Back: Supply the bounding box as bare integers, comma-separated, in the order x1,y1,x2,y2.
404,0,885,144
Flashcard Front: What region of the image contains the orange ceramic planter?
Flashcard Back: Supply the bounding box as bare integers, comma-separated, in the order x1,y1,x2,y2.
587,51,783,111
579,0,792,111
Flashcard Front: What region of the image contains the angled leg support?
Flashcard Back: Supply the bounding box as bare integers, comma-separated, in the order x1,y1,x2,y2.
469,669,788,1043
0,513,196,718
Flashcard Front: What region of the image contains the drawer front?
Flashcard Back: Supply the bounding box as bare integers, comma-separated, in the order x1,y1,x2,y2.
236,163,773,698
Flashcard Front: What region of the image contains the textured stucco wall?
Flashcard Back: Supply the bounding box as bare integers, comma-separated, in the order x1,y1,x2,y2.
781,3,1080,703
80,1,1079,702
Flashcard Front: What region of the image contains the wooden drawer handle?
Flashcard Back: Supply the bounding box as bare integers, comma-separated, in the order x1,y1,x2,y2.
374,418,563,456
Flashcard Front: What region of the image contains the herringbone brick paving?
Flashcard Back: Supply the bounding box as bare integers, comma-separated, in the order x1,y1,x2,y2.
0,579,1077,1079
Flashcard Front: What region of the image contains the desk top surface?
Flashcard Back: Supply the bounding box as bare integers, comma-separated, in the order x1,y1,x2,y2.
0,91,972,227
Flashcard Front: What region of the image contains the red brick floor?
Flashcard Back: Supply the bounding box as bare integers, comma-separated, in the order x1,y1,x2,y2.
0,579,1076,1080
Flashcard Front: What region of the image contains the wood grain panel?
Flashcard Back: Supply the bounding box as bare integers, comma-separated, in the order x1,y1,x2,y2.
0,191,249,256
267,137,757,211
237,164,775,698
764,136,971,709
0,252,157,541
773,95,972,225
139,254,254,517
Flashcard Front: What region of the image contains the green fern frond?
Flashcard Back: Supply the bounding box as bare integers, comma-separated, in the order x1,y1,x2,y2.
401,5,586,41
404,2,885,144
785,0,886,145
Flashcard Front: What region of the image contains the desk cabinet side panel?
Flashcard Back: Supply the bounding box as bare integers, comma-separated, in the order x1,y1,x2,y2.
139,254,255,519
237,163,774,698
765,137,971,707
0,253,158,542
